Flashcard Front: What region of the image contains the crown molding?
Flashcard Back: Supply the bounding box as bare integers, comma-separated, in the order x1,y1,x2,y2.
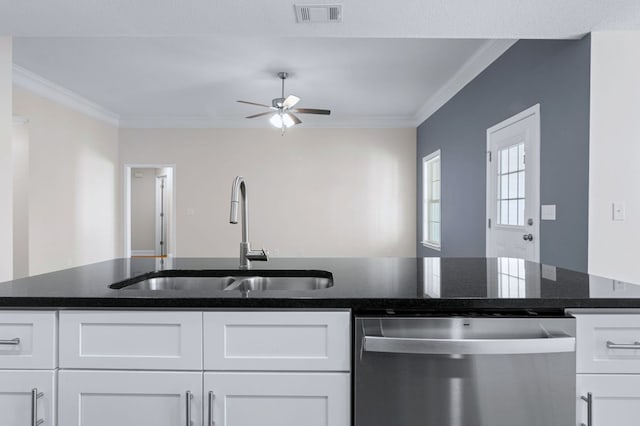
119,115,417,129
12,40,516,131
12,65,120,127
412,39,518,126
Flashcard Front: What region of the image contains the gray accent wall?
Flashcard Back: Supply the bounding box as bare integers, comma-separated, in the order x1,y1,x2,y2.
417,37,591,272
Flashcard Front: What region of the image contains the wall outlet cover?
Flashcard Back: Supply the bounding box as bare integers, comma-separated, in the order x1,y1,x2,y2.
613,202,626,221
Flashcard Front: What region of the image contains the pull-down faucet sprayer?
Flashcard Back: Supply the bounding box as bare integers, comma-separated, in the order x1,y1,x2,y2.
230,176,268,269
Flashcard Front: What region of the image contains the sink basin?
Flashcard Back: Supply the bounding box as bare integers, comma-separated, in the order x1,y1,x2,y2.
110,270,333,292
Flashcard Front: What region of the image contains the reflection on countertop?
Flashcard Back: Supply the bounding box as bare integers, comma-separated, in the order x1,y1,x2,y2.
1,256,640,310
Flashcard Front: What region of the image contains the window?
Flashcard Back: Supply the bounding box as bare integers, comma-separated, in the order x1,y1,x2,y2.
496,142,525,226
422,150,441,250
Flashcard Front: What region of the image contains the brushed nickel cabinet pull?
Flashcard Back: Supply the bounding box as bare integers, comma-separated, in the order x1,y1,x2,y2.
606,340,640,350
0,337,20,345
208,391,215,426
185,391,193,426
31,388,44,426
580,392,592,426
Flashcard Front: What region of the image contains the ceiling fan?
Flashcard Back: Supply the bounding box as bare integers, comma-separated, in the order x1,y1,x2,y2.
237,72,331,132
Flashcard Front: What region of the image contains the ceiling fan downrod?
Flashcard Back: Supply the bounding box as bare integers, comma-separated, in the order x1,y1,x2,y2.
273,72,288,108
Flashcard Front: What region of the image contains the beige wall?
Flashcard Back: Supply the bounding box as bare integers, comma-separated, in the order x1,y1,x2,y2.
12,122,29,278
120,128,416,257
589,31,640,283
13,87,120,275
0,37,12,282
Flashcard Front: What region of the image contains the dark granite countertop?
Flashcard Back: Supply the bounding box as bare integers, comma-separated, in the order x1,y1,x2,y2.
1,257,640,313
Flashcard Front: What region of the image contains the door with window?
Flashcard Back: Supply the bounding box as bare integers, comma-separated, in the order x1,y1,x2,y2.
486,104,540,262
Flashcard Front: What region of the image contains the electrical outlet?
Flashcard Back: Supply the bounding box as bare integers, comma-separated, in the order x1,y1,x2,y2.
613,202,626,221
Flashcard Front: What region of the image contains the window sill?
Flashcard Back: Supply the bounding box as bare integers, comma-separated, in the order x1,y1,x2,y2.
421,241,441,251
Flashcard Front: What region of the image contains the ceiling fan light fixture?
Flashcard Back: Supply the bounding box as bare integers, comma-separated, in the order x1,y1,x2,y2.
269,113,283,128
269,112,295,129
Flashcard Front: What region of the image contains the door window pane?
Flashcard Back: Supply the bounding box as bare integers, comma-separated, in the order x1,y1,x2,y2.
496,142,526,226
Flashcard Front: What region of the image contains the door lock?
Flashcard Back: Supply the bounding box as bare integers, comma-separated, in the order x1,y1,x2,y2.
523,233,534,241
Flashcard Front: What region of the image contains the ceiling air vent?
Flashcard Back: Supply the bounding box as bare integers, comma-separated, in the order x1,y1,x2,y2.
294,4,342,23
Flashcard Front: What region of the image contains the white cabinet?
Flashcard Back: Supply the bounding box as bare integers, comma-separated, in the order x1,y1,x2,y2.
203,311,350,371
58,370,202,426
577,375,640,426
0,310,57,369
204,372,350,426
59,311,202,370
0,311,57,426
571,310,640,426
56,309,351,426
575,313,640,374
0,370,56,426
202,311,350,426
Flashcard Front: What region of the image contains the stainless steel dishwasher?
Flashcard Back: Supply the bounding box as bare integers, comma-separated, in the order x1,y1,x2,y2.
355,316,576,426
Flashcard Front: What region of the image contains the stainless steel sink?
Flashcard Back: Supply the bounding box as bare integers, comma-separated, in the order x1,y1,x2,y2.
109,270,333,292
223,276,332,292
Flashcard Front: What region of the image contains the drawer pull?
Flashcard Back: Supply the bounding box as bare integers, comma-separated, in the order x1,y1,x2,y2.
0,337,20,345
606,340,640,350
580,392,592,426
32,388,44,426
185,391,193,426
208,391,215,426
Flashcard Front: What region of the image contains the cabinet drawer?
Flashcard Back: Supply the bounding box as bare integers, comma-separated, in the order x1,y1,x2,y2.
0,311,56,369
59,311,202,370
204,311,350,371
575,314,640,373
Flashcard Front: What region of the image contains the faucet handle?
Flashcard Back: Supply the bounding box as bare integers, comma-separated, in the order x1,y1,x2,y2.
246,248,269,262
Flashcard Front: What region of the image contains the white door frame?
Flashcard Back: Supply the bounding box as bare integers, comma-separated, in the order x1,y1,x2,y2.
123,164,177,258
485,104,540,262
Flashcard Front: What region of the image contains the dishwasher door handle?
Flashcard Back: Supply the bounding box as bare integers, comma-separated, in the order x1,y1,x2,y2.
363,335,575,355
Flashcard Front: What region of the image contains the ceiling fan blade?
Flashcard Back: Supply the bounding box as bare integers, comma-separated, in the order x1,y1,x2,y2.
283,95,300,109
245,111,274,119
288,112,302,125
293,108,331,115
237,100,272,108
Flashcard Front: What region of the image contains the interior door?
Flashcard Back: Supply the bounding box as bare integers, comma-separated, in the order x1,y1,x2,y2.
486,104,540,262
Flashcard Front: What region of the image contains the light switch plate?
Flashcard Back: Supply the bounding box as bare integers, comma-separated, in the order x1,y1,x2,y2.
541,204,556,221
613,202,626,221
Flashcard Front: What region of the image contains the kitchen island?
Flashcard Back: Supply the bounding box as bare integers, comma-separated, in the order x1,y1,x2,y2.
2,257,640,426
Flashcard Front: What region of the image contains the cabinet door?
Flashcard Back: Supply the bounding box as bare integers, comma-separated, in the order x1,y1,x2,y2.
577,374,640,426
0,370,56,426
204,372,349,426
59,370,202,426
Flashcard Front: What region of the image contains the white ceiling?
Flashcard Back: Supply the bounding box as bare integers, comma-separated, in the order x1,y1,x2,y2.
4,0,639,128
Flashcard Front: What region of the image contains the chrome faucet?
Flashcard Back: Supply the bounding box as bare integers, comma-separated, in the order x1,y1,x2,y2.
229,176,268,269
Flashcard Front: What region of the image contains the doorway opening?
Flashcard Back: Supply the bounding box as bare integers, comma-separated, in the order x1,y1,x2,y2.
124,165,176,258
